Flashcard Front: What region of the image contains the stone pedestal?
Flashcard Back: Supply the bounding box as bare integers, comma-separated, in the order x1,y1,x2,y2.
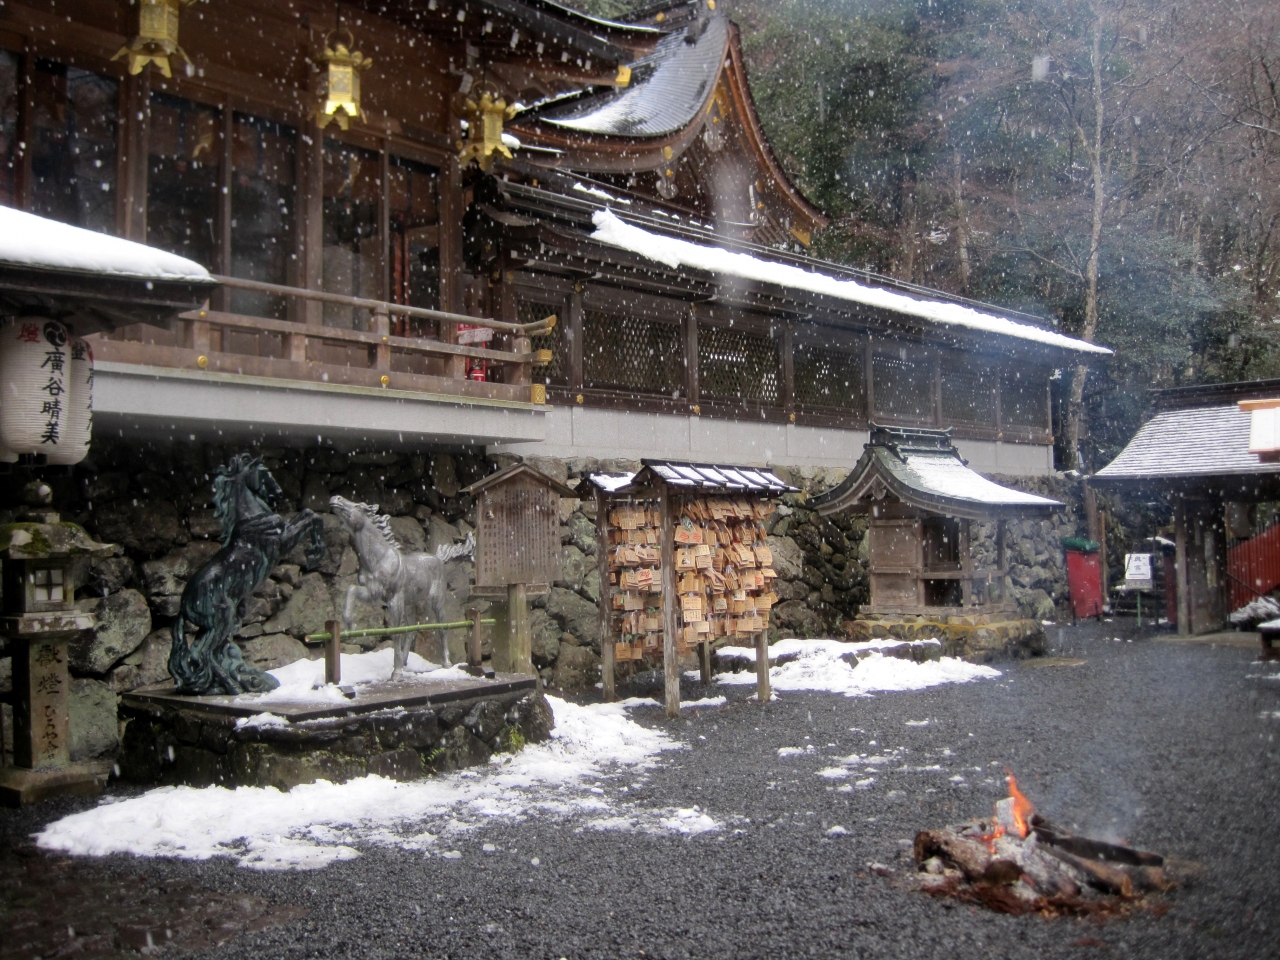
843,613,1047,662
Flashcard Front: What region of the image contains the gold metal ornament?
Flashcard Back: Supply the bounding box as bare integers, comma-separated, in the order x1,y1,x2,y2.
113,0,201,78
316,30,372,131
458,91,519,171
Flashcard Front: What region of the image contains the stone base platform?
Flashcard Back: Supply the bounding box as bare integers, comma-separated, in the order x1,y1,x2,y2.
843,614,1047,662
118,674,552,791
0,761,112,807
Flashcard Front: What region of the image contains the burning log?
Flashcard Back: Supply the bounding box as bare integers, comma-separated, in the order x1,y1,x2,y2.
912,772,1176,917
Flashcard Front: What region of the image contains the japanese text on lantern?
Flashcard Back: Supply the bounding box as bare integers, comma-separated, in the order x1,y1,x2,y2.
39,322,67,444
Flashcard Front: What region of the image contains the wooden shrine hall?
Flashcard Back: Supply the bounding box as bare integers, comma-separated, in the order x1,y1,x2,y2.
579,460,797,717
811,426,1061,620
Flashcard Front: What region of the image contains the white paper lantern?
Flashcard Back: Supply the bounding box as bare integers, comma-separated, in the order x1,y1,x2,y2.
0,317,71,459
46,337,93,465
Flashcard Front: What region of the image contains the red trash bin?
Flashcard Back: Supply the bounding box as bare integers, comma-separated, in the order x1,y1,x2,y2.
1063,538,1103,618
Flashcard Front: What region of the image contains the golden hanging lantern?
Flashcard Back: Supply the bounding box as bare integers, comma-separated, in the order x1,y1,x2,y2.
113,0,202,78
457,91,519,171
315,30,372,131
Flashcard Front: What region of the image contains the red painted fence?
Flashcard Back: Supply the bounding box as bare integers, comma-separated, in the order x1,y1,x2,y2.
1228,519,1280,610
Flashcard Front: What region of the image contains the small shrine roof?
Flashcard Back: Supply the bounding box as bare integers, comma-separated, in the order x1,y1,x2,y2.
811,426,1061,521
462,461,578,497
1092,403,1280,483
579,459,798,497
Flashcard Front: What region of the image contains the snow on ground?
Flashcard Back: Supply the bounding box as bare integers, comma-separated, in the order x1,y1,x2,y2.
36,697,704,872
617,696,727,711
715,639,1000,697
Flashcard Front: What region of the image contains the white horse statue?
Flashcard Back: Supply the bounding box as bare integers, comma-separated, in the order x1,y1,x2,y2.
330,495,475,673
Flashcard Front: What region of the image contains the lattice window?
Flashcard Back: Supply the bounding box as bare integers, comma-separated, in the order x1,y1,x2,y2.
942,362,996,426
519,299,566,383
794,344,864,411
699,325,781,405
1001,370,1049,429
872,350,934,421
583,310,683,395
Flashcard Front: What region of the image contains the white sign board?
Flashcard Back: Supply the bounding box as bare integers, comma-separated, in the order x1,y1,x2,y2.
1124,553,1153,588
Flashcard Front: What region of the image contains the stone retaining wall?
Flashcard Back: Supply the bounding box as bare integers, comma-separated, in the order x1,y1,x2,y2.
0,440,1085,765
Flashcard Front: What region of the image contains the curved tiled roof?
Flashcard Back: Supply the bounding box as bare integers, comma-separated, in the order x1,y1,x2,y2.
537,17,727,137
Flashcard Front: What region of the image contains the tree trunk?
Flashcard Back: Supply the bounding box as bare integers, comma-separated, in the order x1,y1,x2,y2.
1065,13,1107,472
953,151,971,293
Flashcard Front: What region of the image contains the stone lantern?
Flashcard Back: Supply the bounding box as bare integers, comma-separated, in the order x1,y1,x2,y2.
0,482,114,806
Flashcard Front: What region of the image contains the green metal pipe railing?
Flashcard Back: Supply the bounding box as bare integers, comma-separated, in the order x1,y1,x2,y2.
305,619,496,643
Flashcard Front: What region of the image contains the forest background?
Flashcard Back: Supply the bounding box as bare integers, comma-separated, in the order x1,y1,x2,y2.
569,0,1280,473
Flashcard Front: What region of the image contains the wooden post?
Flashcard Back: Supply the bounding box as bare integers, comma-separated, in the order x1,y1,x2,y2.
596,488,616,701
659,484,681,718
509,582,534,675
781,323,795,424
324,619,341,685
372,308,391,370
490,596,512,674
568,287,584,395
1175,499,1190,636
959,518,972,606
684,309,700,412
699,641,712,686
754,631,771,703
12,640,72,770
465,606,484,675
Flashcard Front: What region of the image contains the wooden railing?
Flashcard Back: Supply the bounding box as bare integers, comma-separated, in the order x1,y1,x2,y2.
89,276,556,406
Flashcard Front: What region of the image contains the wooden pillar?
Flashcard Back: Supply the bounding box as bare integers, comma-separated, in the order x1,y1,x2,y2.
567,286,585,395
378,146,392,302
464,606,485,676
659,484,680,718
214,103,234,312
15,46,35,212
684,308,700,412
596,488,616,700
781,323,795,424
508,582,533,675
959,518,973,606
300,128,325,326
1175,499,1190,636
698,641,712,686
324,620,342,685
372,308,391,371
490,597,512,674
754,631,771,703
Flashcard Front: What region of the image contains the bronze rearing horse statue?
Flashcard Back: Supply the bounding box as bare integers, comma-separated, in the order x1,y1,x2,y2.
169,454,326,695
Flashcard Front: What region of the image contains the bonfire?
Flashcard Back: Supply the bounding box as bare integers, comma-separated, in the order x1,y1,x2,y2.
913,773,1179,917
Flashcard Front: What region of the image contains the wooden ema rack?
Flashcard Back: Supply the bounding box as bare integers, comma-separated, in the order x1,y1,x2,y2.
591,484,777,716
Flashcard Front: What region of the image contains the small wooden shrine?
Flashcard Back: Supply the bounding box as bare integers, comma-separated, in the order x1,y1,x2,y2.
811,426,1060,618
579,460,798,716
463,463,578,675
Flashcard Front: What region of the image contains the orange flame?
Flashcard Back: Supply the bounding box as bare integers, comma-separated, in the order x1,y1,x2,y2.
980,771,1037,851
1006,772,1035,839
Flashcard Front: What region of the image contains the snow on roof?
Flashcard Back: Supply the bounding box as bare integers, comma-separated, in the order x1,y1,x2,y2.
589,210,1110,356
897,452,1060,507
588,472,636,492
0,205,211,282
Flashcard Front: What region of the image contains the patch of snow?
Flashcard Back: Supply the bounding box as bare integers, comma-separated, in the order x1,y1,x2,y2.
234,713,289,730
816,767,850,780
777,746,814,757
587,472,636,492
573,181,632,205
0,205,211,281
717,642,1000,697
36,696,707,871
855,777,876,790
590,210,1110,355
617,695,725,710
501,132,521,150
239,649,465,707
904,719,930,727
825,825,848,836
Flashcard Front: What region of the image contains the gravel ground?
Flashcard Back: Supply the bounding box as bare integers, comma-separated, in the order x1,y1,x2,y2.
4,621,1279,960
